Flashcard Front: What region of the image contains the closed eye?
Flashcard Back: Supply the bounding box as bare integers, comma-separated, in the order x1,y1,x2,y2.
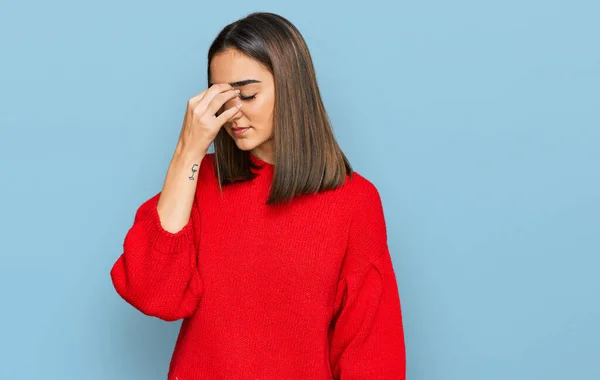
239,94,256,101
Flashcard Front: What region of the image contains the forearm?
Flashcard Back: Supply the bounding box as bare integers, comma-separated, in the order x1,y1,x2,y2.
157,151,205,233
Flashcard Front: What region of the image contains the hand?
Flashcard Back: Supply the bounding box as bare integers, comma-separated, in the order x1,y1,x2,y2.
175,83,242,157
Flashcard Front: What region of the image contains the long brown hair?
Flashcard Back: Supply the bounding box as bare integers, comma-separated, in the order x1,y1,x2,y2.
207,12,354,205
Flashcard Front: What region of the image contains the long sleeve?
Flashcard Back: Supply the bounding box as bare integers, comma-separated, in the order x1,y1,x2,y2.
110,191,204,321
328,180,406,379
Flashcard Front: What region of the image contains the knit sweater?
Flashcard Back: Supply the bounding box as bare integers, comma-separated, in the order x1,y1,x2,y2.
110,152,406,380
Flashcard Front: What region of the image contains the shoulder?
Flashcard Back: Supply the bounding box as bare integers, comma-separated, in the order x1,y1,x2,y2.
339,171,389,278
198,152,216,178
345,171,384,210
203,152,216,169
343,170,387,243
327,170,385,224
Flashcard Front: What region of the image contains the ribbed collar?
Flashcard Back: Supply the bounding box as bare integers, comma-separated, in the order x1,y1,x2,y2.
249,152,274,173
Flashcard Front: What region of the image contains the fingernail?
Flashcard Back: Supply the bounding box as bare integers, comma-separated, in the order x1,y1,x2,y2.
234,89,240,93
237,104,242,108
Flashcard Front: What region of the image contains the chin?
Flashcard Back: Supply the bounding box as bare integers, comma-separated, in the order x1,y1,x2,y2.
229,129,271,151
233,139,258,151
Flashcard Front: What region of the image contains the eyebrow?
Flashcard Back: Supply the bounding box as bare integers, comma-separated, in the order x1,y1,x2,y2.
208,79,261,87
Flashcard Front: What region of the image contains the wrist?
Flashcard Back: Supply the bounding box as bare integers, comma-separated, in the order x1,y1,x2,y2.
172,147,205,166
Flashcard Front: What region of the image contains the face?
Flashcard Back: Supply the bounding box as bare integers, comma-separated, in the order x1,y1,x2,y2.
209,48,275,163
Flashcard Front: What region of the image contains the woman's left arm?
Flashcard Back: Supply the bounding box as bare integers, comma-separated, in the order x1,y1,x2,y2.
328,179,406,379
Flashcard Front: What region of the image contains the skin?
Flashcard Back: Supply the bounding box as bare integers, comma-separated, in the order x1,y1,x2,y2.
209,48,276,164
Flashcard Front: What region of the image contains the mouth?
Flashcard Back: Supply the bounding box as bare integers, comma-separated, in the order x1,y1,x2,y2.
232,124,251,136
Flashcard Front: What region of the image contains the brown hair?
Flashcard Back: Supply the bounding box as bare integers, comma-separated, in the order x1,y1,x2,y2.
207,12,354,205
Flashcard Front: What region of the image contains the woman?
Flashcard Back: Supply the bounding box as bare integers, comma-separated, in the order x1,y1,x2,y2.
110,11,406,379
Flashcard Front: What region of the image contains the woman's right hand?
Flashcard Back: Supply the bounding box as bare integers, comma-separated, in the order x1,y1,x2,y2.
175,83,242,158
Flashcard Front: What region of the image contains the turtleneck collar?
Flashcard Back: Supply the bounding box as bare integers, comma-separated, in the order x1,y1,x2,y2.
249,151,274,172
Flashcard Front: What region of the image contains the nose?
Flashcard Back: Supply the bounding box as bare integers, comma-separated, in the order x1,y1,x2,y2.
223,97,243,121
223,96,242,111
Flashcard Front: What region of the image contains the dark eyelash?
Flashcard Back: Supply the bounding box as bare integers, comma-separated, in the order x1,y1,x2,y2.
239,94,256,101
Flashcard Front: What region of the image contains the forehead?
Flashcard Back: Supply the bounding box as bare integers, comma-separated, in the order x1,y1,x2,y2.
209,49,270,84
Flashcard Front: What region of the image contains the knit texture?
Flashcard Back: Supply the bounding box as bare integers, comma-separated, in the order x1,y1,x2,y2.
110,152,406,379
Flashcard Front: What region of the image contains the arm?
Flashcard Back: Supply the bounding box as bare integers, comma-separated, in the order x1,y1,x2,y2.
110,153,205,321
328,179,406,379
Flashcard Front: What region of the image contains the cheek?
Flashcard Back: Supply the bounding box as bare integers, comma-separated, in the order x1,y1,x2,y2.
247,98,273,125
257,96,275,123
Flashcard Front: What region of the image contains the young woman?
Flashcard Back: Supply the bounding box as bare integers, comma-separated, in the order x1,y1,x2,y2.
111,11,406,380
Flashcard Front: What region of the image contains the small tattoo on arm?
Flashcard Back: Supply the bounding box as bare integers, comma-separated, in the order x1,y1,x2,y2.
189,164,199,180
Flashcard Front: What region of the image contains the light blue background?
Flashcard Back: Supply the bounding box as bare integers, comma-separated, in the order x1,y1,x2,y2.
1,1,598,379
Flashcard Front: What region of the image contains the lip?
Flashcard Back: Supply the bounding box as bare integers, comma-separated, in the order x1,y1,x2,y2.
232,126,250,136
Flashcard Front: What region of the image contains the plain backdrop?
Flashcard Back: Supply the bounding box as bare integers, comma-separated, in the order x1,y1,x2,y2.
1,1,598,379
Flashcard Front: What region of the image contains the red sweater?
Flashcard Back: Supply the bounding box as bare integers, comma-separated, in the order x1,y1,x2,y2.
110,152,406,379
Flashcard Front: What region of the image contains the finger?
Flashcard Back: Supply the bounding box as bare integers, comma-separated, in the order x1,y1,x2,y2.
191,82,230,105
188,88,209,107
189,83,226,107
203,89,240,118
214,104,243,126
197,83,235,110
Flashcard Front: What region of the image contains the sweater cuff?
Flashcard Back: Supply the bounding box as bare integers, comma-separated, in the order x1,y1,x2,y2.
141,197,195,254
